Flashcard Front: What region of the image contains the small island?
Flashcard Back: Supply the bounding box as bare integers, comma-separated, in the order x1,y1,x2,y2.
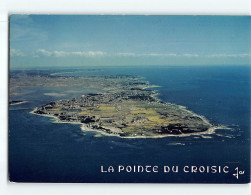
9,100,26,105
31,75,216,138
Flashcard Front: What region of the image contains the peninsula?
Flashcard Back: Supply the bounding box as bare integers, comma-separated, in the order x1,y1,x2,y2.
30,75,215,138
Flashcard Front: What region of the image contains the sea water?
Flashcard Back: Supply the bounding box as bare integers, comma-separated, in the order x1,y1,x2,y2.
9,65,250,183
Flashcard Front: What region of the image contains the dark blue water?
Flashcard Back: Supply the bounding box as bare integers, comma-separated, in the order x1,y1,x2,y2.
9,66,250,183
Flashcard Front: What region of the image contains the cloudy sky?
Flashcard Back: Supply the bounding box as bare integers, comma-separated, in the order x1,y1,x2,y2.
10,15,250,68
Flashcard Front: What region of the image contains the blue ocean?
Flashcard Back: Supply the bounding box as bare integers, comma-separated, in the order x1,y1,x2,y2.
9,65,250,183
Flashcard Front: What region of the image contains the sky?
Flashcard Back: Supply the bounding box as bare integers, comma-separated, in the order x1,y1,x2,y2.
9,15,251,68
